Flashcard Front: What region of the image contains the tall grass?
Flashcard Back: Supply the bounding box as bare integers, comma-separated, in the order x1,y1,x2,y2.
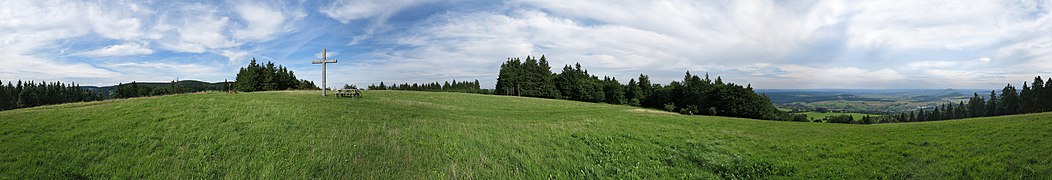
0,90,1048,178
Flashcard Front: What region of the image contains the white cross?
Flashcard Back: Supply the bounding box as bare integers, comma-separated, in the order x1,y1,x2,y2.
312,48,337,96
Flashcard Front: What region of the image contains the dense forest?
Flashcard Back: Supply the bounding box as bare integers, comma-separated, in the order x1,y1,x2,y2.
113,80,233,99
849,76,1052,124
493,55,803,121
234,58,319,92
367,79,485,94
0,80,102,111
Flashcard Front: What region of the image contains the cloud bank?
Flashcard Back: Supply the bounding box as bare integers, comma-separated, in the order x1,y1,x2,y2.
1,0,1050,89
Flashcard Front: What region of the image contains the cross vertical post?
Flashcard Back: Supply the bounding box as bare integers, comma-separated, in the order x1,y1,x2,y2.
312,48,337,96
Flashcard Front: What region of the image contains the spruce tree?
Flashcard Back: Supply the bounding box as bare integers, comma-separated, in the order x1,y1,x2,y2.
536,55,560,98
1046,77,1052,112
602,77,625,104
0,80,8,110
625,78,642,106
1033,77,1045,112
968,92,985,117
1001,84,1019,115
1021,82,1032,113
235,59,260,92
986,90,999,116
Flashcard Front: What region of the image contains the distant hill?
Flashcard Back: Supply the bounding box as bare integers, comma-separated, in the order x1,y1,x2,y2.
0,90,1047,178
758,91,891,103
80,80,231,99
758,89,990,113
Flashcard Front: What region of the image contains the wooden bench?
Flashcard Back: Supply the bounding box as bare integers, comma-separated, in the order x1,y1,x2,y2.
336,89,362,98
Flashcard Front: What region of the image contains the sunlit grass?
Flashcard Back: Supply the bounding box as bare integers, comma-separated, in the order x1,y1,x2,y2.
0,90,1049,178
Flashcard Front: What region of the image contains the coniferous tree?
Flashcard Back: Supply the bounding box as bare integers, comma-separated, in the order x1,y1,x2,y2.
535,55,560,98
493,56,819,121
968,92,985,117
16,82,33,107
298,80,319,90
556,65,578,100
262,62,278,90
231,58,312,91
625,78,643,106
986,90,1000,116
1045,77,1052,112
496,58,522,95
0,80,9,110
555,63,602,102
1021,82,1033,113
1033,77,1045,112
602,76,625,104
1001,84,1019,115
235,59,260,92
637,74,658,107
948,103,957,119
0,79,97,110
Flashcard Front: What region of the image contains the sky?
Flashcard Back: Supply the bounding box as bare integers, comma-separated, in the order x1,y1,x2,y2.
2,0,1051,89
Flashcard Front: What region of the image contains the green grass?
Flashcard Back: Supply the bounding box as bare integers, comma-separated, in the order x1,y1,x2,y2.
1,90,1050,178
797,111,880,120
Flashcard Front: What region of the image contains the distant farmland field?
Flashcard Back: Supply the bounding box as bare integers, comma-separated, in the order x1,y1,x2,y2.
797,111,881,120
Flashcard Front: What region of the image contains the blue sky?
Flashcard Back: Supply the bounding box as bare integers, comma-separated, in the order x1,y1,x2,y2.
2,0,1051,89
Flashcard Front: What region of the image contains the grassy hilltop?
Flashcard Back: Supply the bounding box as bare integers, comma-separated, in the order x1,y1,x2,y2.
0,91,1049,178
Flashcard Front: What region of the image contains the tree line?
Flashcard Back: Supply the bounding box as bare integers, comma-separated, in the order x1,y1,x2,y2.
851,75,1052,124
494,55,803,121
1,58,320,110
0,80,102,111
367,79,484,93
234,58,319,92
113,80,233,99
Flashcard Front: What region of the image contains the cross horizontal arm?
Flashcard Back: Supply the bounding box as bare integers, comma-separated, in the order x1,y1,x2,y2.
311,59,337,64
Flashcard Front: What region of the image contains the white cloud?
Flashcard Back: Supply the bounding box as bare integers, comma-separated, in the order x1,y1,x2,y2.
85,3,154,40
907,61,959,69
0,1,321,86
920,69,1005,86
233,2,287,41
0,1,90,51
0,0,119,80
105,62,220,74
845,1,1032,51
77,42,154,57
320,0,425,23
156,4,237,53
338,1,852,87
4,0,1052,89
516,0,850,64
0,54,120,80
354,0,1047,88
220,50,251,64
754,66,906,89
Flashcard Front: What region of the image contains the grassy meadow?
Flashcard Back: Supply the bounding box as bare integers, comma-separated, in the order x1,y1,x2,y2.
0,90,1049,178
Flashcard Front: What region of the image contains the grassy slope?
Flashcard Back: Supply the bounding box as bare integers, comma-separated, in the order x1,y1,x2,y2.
0,91,1049,179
